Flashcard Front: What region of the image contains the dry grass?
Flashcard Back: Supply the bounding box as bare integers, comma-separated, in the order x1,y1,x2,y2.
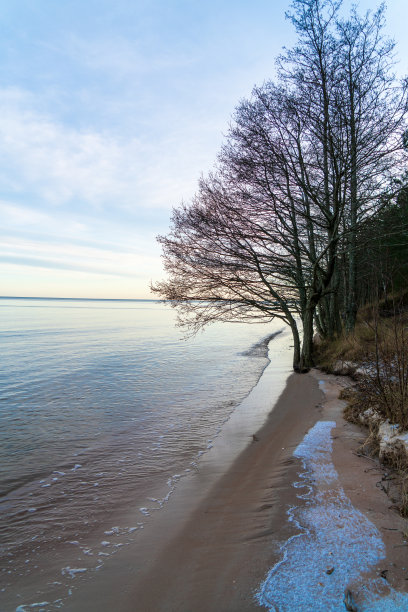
382,443,408,517
356,431,408,517
341,388,408,516
360,311,408,429
341,388,365,424
358,427,381,458
317,289,408,373
317,297,408,428
322,291,408,515
400,477,408,518
316,324,374,373
382,440,408,471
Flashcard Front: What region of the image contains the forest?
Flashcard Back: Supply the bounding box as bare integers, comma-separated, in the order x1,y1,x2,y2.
153,0,408,373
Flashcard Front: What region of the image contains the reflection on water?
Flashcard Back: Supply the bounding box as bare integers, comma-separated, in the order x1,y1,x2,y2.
0,298,289,609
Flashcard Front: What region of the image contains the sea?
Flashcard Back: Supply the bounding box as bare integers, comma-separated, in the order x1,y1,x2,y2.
0,297,292,611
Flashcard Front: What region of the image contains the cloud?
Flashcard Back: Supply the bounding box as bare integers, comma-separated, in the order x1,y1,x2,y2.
0,197,164,290
0,234,162,280
0,89,137,207
0,87,206,212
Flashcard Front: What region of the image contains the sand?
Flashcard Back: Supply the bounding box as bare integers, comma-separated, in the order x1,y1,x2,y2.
65,369,408,611
124,372,322,612
125,370,408,611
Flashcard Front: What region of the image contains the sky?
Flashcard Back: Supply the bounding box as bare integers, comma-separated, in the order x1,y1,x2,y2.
1,0,407,299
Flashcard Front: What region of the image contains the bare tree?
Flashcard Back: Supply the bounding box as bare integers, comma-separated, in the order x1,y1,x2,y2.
153,0,407,371
335,4,408,330
153,174,304,369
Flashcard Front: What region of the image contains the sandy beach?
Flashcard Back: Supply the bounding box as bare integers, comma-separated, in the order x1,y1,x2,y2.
64,368,408,611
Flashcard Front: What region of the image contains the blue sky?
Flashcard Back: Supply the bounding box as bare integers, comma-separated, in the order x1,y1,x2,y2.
1,0,407,299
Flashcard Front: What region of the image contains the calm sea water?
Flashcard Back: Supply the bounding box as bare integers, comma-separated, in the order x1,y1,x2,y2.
0,298,290,610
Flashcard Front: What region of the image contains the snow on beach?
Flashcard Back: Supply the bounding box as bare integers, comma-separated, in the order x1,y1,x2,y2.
257,420,408,611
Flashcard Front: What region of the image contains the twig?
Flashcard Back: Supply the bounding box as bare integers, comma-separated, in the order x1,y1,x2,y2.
381,526,399,530
353,452,378,463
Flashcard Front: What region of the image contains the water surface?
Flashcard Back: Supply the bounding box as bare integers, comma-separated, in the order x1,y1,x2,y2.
0,298,290,610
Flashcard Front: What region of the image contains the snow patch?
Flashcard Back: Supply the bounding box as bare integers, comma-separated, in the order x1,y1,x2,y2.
256,420,408,611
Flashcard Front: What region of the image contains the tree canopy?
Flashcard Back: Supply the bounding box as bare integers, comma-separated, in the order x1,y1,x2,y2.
153,0,408,371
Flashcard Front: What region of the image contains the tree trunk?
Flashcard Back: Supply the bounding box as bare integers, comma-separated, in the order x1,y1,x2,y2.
290,319,301,371
299,304,315,371
346,57,358,333
317,296,329,338
327,262,342,338
329,290,342,337
314,305,326,337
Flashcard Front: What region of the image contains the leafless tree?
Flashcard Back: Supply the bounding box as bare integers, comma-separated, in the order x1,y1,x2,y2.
335,3,408,330
276,0,407,332
153,0,407,371
153,174,304,369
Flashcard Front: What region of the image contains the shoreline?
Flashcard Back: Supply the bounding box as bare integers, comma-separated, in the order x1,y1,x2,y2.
9,362,408,611
77,369,408,611
127,372,323,612
5,328,293,612
67,370,323,611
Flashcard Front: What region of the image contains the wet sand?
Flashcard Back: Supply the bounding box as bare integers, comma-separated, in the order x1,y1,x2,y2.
62,370,320,611
123,370,408,611
123,372,322,612
62,369,408,611
317,372,408,607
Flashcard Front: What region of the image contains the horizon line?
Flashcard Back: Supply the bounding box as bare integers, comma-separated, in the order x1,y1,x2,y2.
0,296,162,302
